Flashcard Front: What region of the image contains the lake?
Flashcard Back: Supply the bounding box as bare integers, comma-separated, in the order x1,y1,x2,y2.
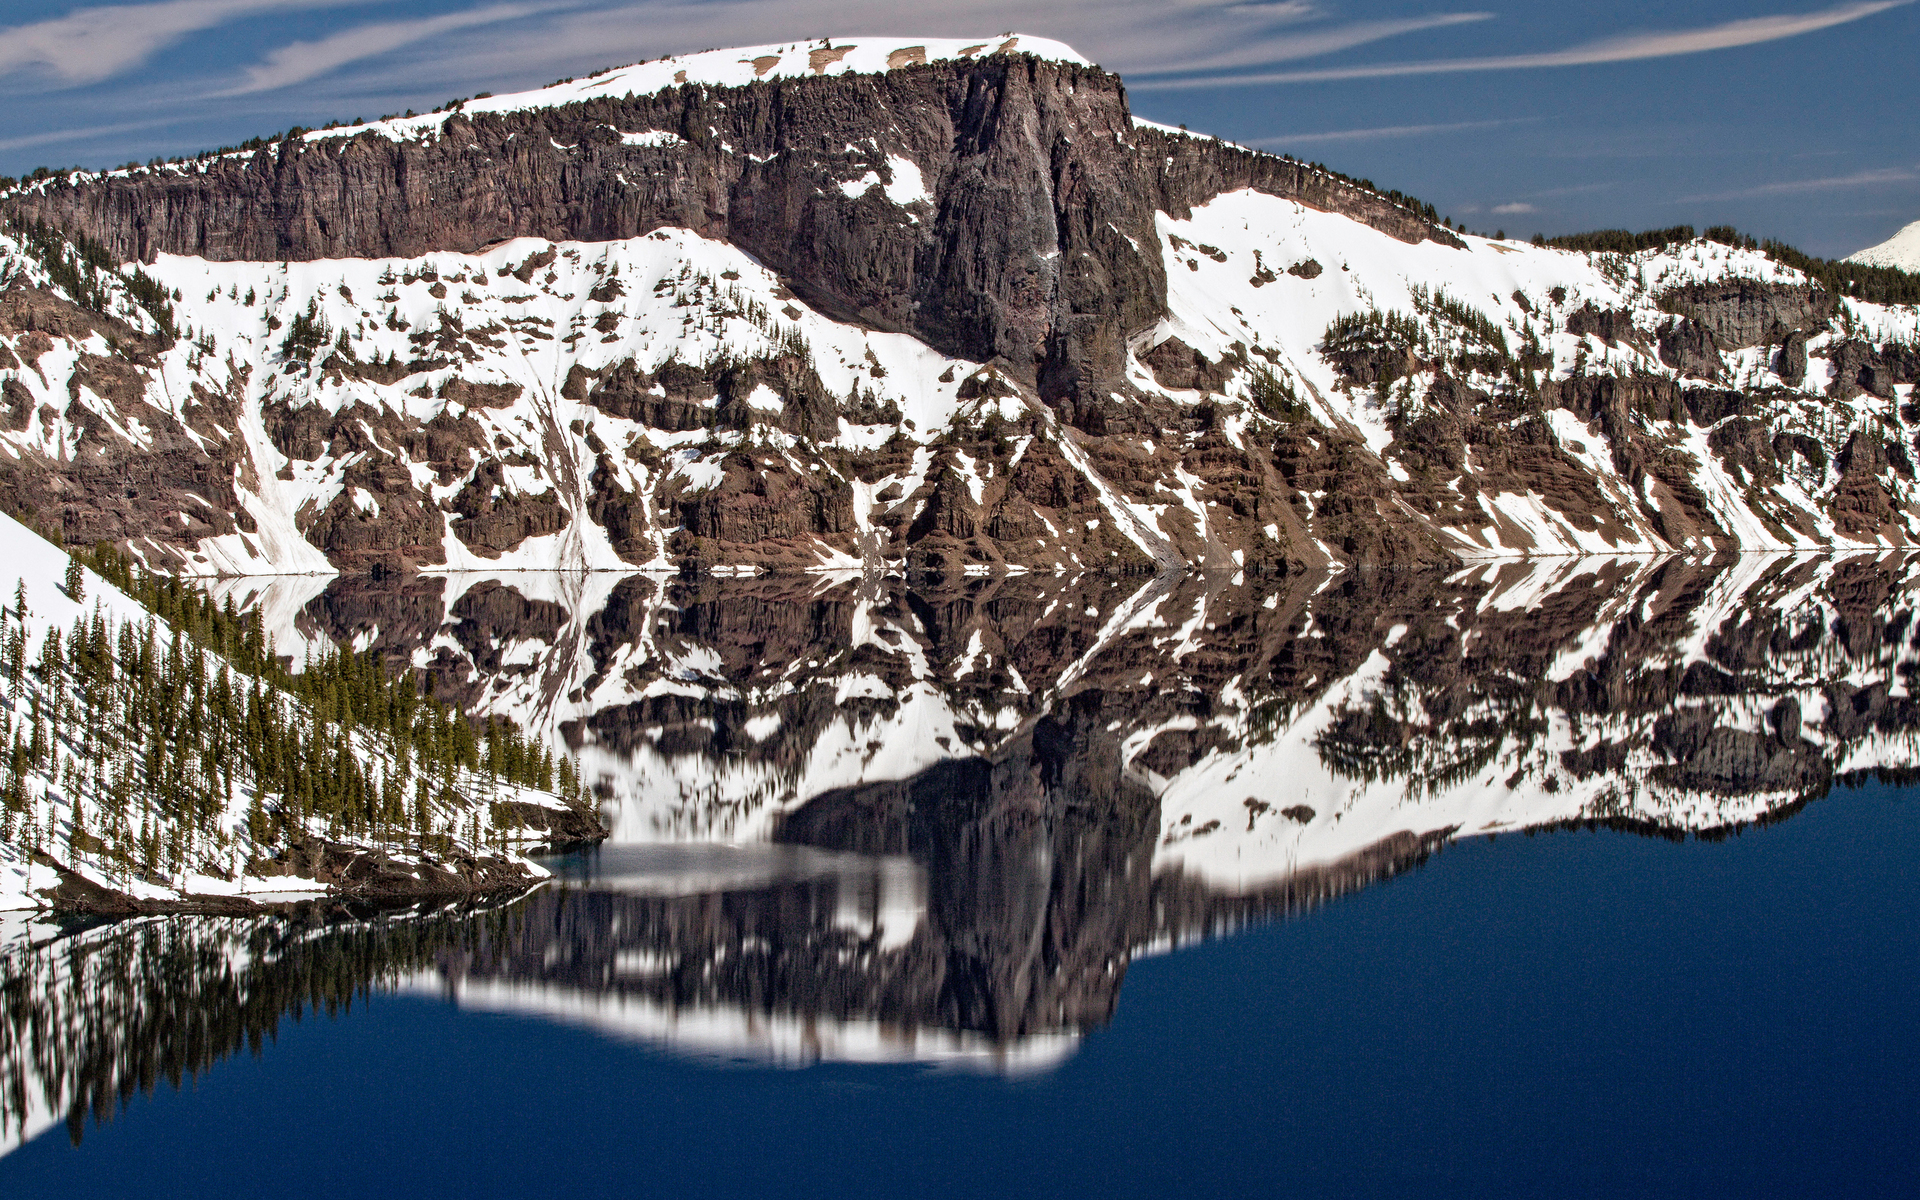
5,555,1920,1196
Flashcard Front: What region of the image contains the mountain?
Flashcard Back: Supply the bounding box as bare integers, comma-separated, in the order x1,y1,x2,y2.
0,34,1918,576
1848,218,1920,271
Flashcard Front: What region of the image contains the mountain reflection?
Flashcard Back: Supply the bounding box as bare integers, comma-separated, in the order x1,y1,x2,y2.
225,553,1920,865
9,553,1920,1149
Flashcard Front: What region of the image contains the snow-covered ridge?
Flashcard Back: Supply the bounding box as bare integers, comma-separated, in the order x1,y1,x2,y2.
306,34,1091,146
1148,191,1920,557
1848,219,1920,272
5,163,1919,576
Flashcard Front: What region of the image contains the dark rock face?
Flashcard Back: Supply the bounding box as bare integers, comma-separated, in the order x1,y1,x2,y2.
1824,338,1900,400
450,460,571,555
12,54,1447,410
1775,330,1809,387
1658,318,1722,380
303,452,450,568
1659,281,1833,349
1828,430,1912,537
1565,302,1640,346
1140,335,1238,391
673,450,854,556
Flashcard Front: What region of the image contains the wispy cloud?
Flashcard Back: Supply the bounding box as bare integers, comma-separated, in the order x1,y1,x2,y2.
216,3,554,96
0,116,188,151
1129,12,1493,75
1490,201,1535,214
344,1,1495,102
1131,0,1910,89
0,0,366,87
1249,116,1526,146
1678,166,1917,203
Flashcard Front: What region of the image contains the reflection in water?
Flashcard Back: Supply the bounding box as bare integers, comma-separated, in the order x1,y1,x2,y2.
217,553,1920,870
0,903,503,1154
413,846,1091,1073
11,553,1920,1152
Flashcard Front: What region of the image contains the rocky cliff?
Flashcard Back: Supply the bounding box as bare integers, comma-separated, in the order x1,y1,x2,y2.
8,43,1447,414
0,34,1916,576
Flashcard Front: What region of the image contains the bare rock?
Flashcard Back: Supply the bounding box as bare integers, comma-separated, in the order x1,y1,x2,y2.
1140,335,1236,391
1775,330,1808,387
1658,318,1722,381
1658,281,1833,349
1564,302,1641,346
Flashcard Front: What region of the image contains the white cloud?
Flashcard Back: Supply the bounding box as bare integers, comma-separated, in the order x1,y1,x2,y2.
1249,117,1525,146
0,0,366,86
217,3,552,96
1131,0,1911,89
1679,166,1917,203
1491,201,1535,214
0,116,186,152
1128,12,1492,75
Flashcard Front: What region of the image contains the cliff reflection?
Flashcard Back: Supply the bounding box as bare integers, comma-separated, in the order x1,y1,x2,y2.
12,552,1920,1151
215,552,1920,876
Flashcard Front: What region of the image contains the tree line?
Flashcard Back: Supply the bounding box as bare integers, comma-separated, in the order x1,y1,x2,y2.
1538,224,1920,307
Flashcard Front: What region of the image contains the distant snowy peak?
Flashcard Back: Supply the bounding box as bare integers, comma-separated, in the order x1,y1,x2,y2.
1845,219,1920,271
307,34,1092,145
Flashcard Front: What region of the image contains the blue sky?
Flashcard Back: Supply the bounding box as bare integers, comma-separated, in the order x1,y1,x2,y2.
0,0,1913,258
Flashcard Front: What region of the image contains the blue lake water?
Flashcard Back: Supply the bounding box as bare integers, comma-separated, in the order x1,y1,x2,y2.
5,777,1916,1199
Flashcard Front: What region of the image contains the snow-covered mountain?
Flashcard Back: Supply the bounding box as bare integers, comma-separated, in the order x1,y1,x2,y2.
1848,219,1920,272
0,37,1916,576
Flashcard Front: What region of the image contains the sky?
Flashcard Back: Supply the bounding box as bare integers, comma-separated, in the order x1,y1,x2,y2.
0,0,1914,258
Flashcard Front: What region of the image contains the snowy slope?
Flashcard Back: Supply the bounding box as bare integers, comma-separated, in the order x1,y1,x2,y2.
1846,219,1920,271
0,511,576,912
136,229,981,574
1152,191,1920,555
5,212,1912,579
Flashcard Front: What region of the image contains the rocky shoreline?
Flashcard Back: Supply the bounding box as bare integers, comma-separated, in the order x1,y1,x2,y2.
24,825,606,917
